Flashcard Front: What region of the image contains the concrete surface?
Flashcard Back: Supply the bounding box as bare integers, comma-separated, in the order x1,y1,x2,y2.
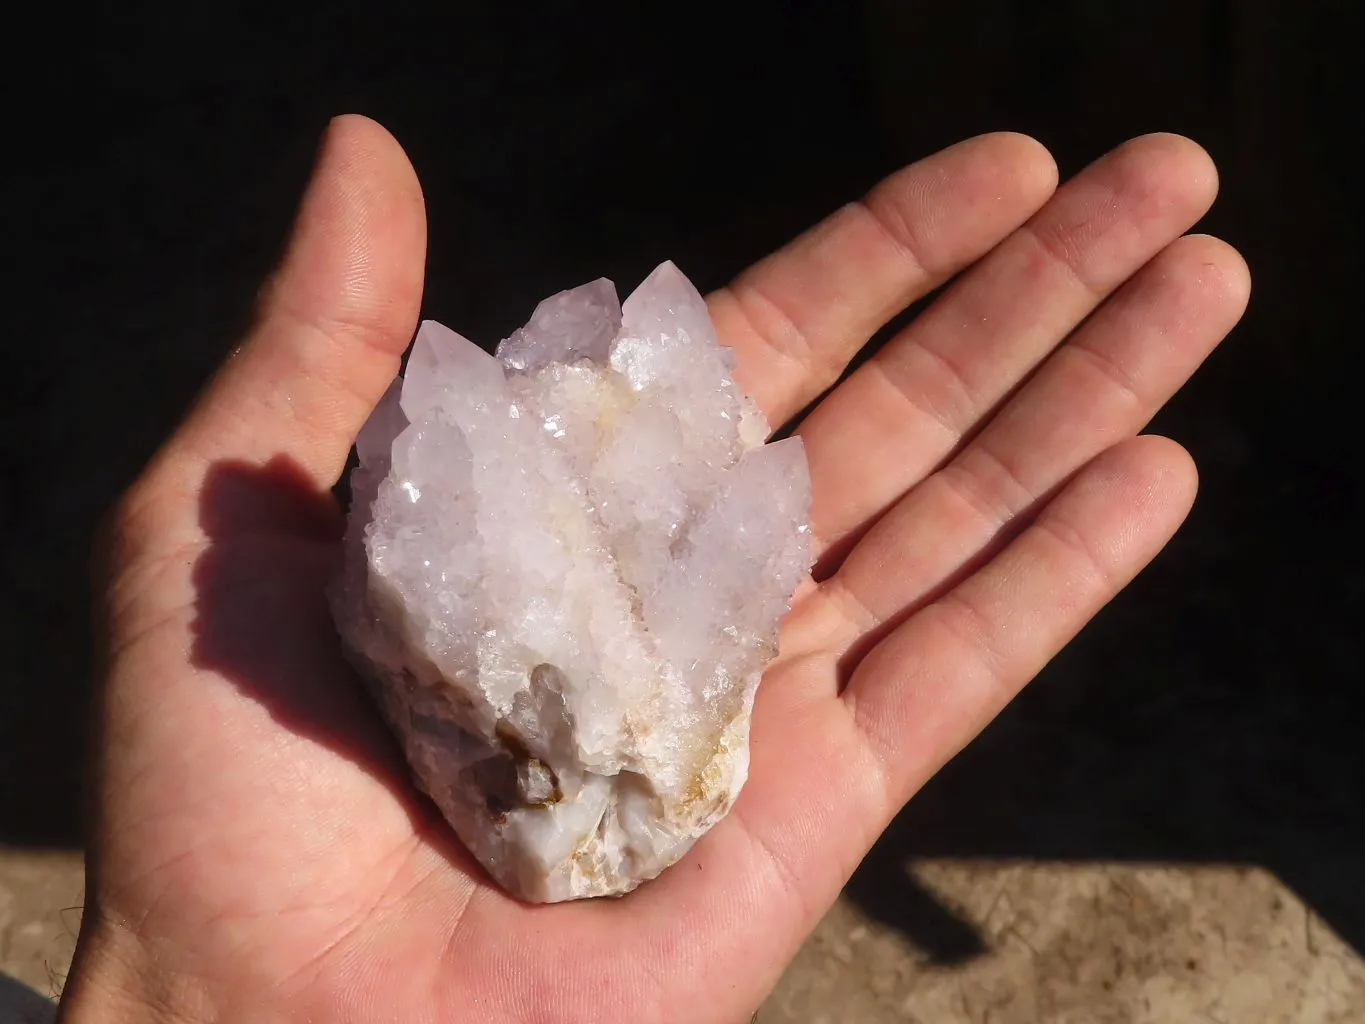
5,854,1364,1022
0,851,81,1022
768,864,1365,1023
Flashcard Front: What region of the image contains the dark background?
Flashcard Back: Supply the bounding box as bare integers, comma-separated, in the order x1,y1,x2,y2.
3,0,1361,966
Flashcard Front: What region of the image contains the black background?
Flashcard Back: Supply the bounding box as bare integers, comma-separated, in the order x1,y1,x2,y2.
2,0,1361,964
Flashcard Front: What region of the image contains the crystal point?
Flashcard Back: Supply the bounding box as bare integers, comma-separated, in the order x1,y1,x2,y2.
496,278,622,372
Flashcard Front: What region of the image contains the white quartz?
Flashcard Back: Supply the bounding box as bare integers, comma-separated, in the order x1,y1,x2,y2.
331,262,811,902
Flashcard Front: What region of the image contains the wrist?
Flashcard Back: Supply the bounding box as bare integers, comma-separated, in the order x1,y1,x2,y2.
57,917,209,1024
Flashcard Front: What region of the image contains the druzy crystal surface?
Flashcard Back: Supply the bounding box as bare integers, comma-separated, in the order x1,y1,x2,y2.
331,262,811,902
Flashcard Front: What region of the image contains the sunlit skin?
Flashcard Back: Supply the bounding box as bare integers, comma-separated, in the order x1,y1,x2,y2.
60,116,1248,1024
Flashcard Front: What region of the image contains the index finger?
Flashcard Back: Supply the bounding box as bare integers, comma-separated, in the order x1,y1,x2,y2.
706,132,1058,426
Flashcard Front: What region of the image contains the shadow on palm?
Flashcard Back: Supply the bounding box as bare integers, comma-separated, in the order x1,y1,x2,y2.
187,456,483,869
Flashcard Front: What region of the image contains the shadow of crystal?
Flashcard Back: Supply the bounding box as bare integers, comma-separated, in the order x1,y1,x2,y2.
186,456,457,846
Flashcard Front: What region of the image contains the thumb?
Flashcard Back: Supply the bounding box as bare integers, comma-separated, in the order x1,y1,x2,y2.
168,114,426,488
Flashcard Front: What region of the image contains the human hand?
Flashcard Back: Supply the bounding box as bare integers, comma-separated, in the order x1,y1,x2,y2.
60,115,1247,1023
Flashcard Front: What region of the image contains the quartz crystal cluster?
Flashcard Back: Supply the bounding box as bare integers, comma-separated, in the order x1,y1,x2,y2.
331,262,811,902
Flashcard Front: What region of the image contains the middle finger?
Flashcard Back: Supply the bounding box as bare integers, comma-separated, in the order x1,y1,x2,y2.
799,133,1219,565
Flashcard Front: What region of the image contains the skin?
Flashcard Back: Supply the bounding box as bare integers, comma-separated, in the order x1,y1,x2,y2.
59,115,1249,1024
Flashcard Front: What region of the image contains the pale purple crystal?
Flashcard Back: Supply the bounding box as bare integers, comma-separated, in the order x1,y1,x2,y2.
331,262,812,902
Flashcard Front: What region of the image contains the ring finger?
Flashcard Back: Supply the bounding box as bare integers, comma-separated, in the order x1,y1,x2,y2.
819,233,1250,659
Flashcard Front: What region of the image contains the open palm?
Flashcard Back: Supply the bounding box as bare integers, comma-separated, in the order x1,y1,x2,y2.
62,116,1248,1024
